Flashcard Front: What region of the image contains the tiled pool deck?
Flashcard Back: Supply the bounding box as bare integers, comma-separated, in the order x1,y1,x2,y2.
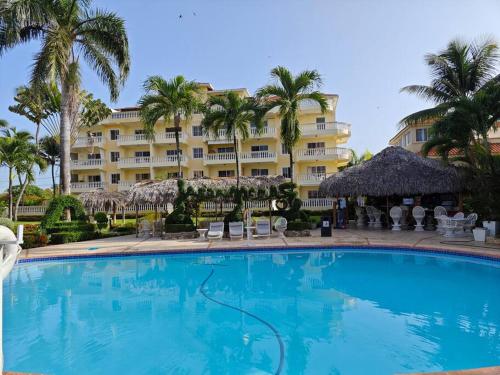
16,229,500,375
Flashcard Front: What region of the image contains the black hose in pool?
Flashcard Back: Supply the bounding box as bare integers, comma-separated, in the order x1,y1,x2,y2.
199,268,285,375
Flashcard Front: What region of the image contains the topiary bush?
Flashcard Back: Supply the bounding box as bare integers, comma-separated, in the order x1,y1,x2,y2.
286,221,312,231
0,217,14,230
41,195,87,230
94,212,108,232
46,222,96,234
164,223,195,233
50,231,97,244
165,180,194,228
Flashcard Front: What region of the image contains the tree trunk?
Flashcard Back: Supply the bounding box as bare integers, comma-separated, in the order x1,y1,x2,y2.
51,162,56,197
14,175,29,222
174,113,182,176
288,150,294,182
233,134,240,189
7,167,13,220
60,76,73,197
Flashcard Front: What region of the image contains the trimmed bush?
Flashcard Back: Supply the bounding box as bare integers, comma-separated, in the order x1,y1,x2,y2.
50,231,97,244
165,223,195,233
94,212,108,231
0,217,14,230
23,233,49,249
41,196,87,229
46,222,96,234
286,221,311,231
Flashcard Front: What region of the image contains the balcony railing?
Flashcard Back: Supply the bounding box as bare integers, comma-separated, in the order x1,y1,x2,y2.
71,182,105,192
301,122,351,137
203,152,236,164
250,127,276,138
240,151,277,163
296,147,350,161
156,132,187,144
302,198,333,209
117,156,151,168
204,129,231,144
73,136,104,148
151,155,188,167
70,159,104,169
118,181,135,191
116,134,149,146
110,111,140,120
297,173,331,185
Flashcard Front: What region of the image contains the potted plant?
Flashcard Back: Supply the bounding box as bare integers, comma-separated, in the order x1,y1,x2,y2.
472,227,487,242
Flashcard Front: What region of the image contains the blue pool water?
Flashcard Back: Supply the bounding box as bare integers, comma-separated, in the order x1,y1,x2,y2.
3,249,500,374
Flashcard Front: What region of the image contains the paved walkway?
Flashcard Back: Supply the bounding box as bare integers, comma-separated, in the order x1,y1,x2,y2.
21,228,500,261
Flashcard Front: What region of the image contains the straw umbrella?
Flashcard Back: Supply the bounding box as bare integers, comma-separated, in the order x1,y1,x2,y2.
79,190,128,224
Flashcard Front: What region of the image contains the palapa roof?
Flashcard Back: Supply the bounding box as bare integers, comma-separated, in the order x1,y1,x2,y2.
79,190,128,211
127,176,286,206
319,146,463,197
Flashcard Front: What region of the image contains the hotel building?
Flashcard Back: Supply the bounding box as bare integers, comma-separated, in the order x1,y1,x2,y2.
69,84,351,209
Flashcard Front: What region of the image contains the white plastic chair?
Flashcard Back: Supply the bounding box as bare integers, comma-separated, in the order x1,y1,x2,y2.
441,216,458,238
389,206,402,231
453,212,464,219
255,220,271,238
229,222,244,240
355,206,365,227
139,219,152,238
434,206,448,233
274,217,288,237
207,221,224,241
373,208,383,229
412,206,425,232
365,206,375,228
463,213,478,234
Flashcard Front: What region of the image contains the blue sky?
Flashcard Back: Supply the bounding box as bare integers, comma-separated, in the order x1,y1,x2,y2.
1,0,499,189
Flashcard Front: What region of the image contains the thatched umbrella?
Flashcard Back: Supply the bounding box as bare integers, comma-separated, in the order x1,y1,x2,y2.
319,146,464,224
79,190,128,223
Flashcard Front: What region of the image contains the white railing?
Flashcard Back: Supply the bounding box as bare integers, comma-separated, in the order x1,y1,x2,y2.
118,156,151,167
116,134,149,145
156,132,187,143
297,173,330,185
296,147,350,160
70,159,104,169
301,122,351,136
73,136,104,148
204,129,230,143
109,111,140,120
15,205,47,215
240,151,277,162
71,182,105,191
118,181,135,191
302,198,333,209
151,155,188,167
250,127,276,137
204,152,236,163
203,200,268,211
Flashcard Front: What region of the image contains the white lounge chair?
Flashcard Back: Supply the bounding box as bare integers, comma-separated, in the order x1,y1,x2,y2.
138,219,152,238
389,206,402,231
434,206,447,233
412,206,425,231
274,217,288,237
229,222,244,240
255,220,271,238
207,221,224,241
463,213,478,234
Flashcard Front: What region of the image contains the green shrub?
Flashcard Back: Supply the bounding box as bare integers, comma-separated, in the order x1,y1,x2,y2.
46,222,96,234
286,221,311,231
165,223,195,233
0,217,14,230
23,233,49,249
113,226,135,234
94,212,109,231
41,196,87,229
50,231,97,244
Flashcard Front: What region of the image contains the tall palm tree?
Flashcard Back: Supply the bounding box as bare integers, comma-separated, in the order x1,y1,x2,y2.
256,66,328,181
202,91,265,188
40,136,60,196
139,75,201,176
0,0,130,196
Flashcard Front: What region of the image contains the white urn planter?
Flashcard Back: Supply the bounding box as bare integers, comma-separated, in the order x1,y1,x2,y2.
473,228,487,242
482,221,499,237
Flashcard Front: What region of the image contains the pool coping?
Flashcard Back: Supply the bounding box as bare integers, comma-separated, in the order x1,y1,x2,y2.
17,243,500,263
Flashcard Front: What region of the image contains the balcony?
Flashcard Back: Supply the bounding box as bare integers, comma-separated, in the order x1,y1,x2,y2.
203,152,236,165
118,181,135,191
301,198,334,210
101,110,141,124
70,159,104,170
155,131,187,144
297,173,331,186
73,136,104,148
117,156,151,169
301,122,351,139
296,147,350,162
116,134,149,146
240,151,277,163
151,155,188,167
249,127,276,138
204,129,232,144
71,181,105,192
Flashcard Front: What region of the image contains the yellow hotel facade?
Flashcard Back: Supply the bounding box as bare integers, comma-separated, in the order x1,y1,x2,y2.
69,84,351,210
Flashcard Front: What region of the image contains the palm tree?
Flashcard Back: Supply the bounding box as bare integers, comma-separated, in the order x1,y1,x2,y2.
256,66,328,181
40,136,61,196
0,126,36,219
340,149,372,170
202,91,264,188
0,0,130,196
139,75,201,176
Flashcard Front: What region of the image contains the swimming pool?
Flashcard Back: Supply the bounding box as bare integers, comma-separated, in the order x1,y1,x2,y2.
4,248,500,374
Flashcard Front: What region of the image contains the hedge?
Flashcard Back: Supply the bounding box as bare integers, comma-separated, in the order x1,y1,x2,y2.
50,231,98,244
41,196,87,229
286,221,311,231
165,223,195,233
46,222,96,234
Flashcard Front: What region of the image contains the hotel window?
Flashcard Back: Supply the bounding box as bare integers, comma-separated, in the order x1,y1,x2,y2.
218,170,235,177
193,147,204,159
135,151,150,157
134,129,145,140
281,143,289,154
251,145,268,152
251,168,269,176
217,147,234,153
193,170,204,178
70,153,78,161
192,125,203,136
110,151,120,162
308,190,325,199
416,128,428,142
282,167,291,178
166,149,182,156
111,173,120,184
308,166,326,175
316,117,326,129
88,175,101,182
71,174,79,183
307,142,325,155
87,153,101,160
307,142,325,149
135,173,150,182
110,129,119,140
402,132,411,147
